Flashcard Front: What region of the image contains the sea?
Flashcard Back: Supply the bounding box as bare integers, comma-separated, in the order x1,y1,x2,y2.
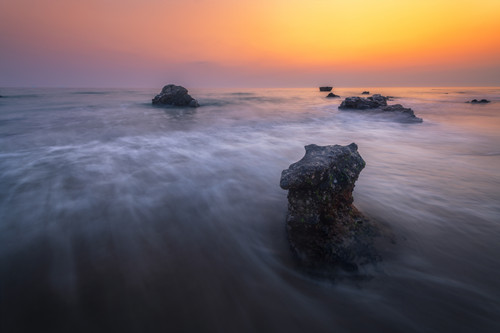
0,87,499,332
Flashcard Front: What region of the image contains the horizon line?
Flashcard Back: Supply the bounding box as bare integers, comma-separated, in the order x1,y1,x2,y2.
2,84,500,90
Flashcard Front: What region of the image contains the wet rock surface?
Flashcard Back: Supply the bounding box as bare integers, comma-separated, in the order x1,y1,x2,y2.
339,95,422,122
319,86,333,92
152,84,199,107
280,143,380,273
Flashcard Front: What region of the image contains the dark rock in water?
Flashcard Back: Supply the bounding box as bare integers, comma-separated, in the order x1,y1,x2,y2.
381,104,423,123
152,84,199,107
468,99,490,104
362,91,370,95
280,143,380,273
319,86,333,92
339,94,388,109
339,95,422,122
326,93,340,98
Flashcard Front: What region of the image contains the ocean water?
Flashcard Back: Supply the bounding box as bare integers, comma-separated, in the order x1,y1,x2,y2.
0,87,499,332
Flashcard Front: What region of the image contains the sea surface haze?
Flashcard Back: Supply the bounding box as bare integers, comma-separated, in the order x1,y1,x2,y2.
0,87,499,332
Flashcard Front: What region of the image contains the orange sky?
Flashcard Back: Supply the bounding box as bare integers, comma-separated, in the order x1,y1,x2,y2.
1,0,499,87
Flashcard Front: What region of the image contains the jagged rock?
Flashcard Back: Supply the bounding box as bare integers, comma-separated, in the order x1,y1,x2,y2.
326,93,340,98
152,84,199,107
381,104,423,123
362,91,370,95
319,86,333,92
468,99,490,104
339,94,388,109
280,143,380,272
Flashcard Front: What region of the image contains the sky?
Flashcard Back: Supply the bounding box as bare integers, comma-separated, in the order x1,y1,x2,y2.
1,0,500,88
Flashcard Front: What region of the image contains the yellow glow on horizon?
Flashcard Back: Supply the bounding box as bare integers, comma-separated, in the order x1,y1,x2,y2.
1,0,499,84
256,0,500,68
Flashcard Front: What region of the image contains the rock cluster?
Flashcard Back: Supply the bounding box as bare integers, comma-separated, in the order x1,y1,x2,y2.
339,94,388,109
339,94,422,122
468,99,490,104
319,86,333,92
152,84,199,107
280,143,379,272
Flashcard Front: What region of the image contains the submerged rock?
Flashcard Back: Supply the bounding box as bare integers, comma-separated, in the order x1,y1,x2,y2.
326,93,340,98
280,143,380,273
468,99,490,104
319,86,333,92
152,84,199,107
339,94,388,109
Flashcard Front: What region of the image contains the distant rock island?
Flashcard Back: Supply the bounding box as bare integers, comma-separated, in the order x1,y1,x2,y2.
339,94,423,123
326,93,340,98
361,91,370,95
319,86,333,92
280,143,380,273
467,99,490,104
152,84,199,107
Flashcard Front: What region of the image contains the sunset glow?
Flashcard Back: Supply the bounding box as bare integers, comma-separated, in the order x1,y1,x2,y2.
1,0,499,87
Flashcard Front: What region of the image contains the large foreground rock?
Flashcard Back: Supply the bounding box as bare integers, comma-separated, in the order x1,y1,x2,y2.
280,143,380,273
339,94,422,122
152,84,199,107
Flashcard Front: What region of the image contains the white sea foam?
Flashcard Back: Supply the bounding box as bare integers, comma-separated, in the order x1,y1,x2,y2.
0,87,499,332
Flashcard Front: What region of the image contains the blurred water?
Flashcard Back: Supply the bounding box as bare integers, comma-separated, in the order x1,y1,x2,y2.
0,87,499,332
